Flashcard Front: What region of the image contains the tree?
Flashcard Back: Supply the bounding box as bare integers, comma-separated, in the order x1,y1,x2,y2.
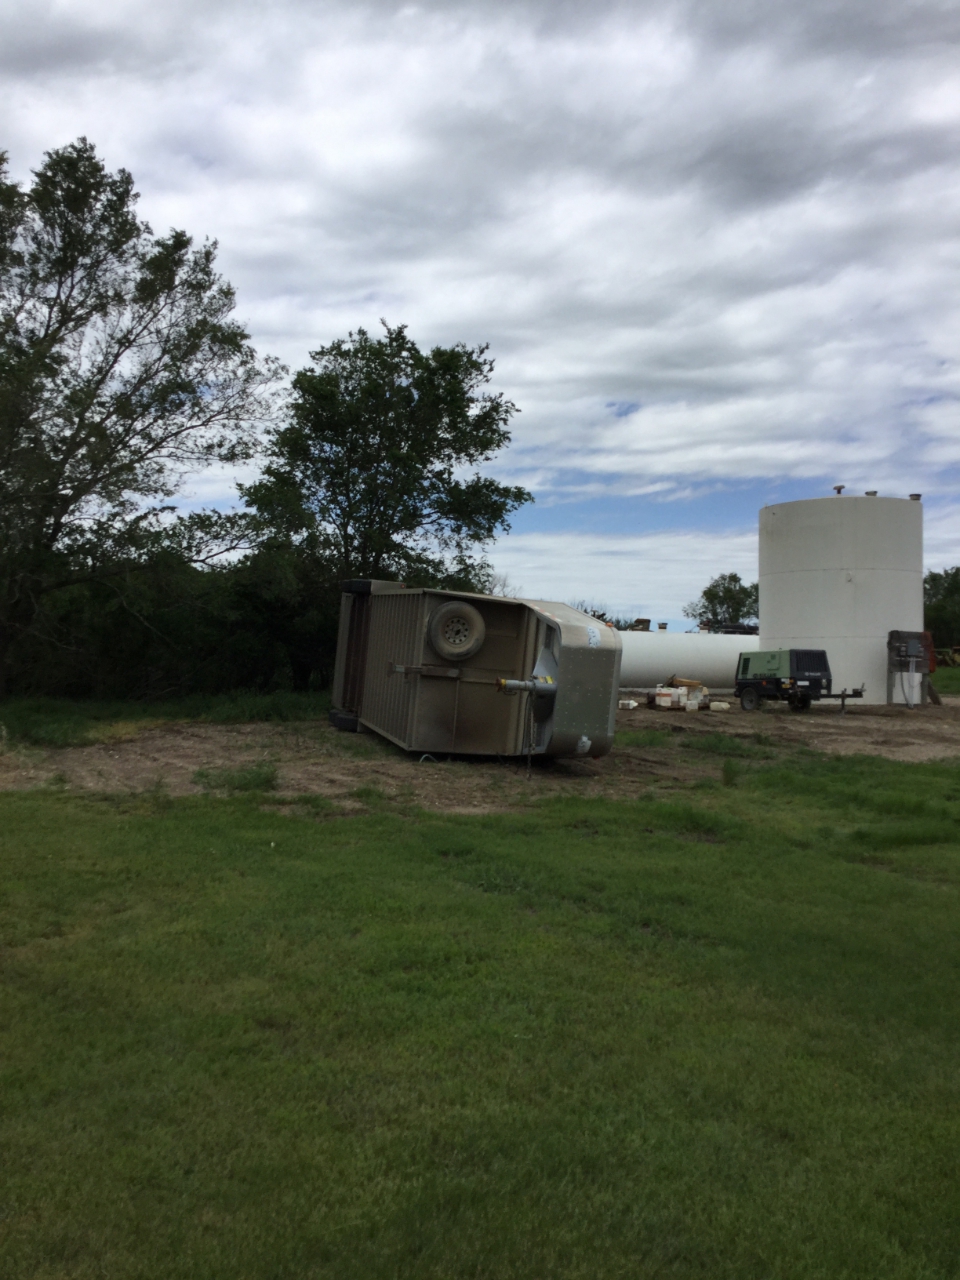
683,573,758,630
925,567,960,649
241,323,531,588
568,600,634,630
0,139,280,694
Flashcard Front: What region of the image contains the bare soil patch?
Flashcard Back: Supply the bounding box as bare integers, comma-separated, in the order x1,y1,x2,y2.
622,694,960,764
1,696,958,811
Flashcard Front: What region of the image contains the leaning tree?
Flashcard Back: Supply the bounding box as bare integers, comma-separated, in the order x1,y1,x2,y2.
0,139,281,693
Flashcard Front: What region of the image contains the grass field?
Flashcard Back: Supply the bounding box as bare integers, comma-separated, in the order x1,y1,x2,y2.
0,691,332,748
2,748,960,1277
932,665,960,695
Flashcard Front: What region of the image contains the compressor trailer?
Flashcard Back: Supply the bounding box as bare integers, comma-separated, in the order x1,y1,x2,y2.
736,648,864,712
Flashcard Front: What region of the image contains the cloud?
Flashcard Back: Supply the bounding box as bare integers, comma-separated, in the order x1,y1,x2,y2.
491,527,759,620
496,496,953,622
923,503,960,573
2,0,959,593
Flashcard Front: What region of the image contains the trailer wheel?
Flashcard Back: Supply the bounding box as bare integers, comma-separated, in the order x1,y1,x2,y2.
428,601,486,661
740,686,761,712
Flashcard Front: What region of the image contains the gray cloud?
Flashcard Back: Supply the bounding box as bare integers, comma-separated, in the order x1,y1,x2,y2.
1,0,958,571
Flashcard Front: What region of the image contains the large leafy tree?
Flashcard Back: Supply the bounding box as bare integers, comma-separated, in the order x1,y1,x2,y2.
0,139,280,693
241,323,531,586
924,567,960,649
683,572,759,630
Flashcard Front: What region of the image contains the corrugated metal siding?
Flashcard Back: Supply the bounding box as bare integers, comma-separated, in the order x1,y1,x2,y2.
360,593,424,745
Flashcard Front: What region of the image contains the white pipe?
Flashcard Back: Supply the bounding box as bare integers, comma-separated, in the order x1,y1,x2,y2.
618,631,759,689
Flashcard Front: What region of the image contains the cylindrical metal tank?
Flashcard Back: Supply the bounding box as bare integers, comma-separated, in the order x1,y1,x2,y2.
618,631,759,689
759,496,923,705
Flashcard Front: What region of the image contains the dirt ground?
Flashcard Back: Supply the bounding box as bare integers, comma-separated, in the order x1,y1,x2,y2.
2,695,959,813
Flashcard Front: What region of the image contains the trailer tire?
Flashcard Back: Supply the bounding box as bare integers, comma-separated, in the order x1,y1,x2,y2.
740,686,761,712
428,601,486,661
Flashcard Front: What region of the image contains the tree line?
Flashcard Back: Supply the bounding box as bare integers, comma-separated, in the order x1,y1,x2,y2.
3,141,957,701
0,140,530,698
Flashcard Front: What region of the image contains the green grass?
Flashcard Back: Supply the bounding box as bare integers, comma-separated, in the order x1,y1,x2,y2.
349,783,388,805
680,731,774,758
2,753,960,1277
931,665,960,695
615,727,673,748
0,691,332,747
193,762,279,792
721,756,741,786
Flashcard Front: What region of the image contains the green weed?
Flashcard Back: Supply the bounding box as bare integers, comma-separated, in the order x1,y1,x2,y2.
350,784,387,805
931,666,960,695
616,728,672,749
851,819,959,850
0,691,331,747
682,731,770,758
193,763,279,792
334,731,391,758
722,757,741,787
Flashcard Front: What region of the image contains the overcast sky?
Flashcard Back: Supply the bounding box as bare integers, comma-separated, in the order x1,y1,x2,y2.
3,0,958,619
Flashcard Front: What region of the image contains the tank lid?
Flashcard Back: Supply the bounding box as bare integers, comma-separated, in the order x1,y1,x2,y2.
909,493,922,501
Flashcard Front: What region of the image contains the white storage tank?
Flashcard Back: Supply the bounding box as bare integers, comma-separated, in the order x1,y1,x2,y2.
759,496,923,705
619,630,759,690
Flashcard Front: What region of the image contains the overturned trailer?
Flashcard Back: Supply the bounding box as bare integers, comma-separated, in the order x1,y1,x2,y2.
330,581,621,758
